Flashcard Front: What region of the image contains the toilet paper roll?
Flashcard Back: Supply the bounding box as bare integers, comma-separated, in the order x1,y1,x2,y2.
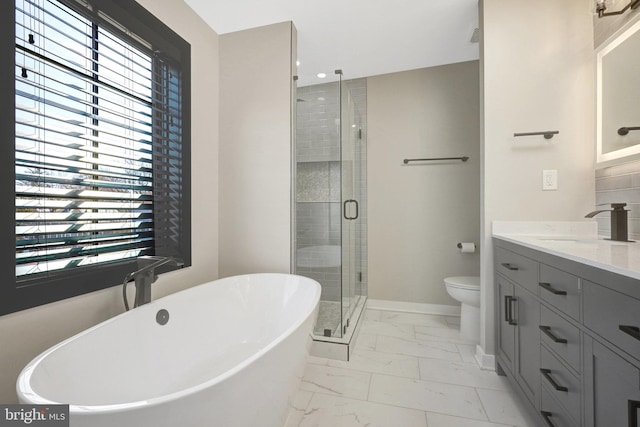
458,242,476,253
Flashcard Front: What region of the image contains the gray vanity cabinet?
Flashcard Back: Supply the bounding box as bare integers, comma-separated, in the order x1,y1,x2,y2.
495,237,640,427
495,249,540,409
583,336,640,427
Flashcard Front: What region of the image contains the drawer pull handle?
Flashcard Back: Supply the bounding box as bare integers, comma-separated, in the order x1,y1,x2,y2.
629,400,639,427
619,325,640,341
501,263,519,271
540,411,556,427
540,368,568,392
539,326,568,344
539,282,567,295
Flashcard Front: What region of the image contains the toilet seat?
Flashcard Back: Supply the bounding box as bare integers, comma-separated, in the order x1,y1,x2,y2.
444,276,480,290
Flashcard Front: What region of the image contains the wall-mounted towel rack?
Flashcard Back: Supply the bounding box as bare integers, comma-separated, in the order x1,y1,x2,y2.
403,156,469,164
618,126,640,136
513,131,559,139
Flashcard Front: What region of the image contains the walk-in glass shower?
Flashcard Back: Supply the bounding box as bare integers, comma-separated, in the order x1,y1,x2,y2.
293,71,367,341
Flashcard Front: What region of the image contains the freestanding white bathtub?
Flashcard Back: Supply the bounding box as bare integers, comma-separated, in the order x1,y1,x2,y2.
17,273,320,427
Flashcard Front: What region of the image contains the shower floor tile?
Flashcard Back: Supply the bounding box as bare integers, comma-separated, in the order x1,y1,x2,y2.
285,308,540,427
313,301,342,336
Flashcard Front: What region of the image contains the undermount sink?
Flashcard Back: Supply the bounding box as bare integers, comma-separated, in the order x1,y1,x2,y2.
536,237,632,246
538,238,579,243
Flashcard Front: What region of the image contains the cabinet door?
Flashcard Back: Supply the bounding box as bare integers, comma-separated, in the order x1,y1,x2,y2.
584,337,640,427
515,286,541,409
497,276,516,373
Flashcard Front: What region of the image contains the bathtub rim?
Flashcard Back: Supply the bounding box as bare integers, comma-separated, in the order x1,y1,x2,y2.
16,273,321,414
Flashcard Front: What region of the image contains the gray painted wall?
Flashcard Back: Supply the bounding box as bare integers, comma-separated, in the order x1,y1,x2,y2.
219,22,296,277
481,0,595,360
368,61,481,306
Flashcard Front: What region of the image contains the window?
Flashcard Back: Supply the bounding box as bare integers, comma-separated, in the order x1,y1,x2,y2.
0,0,191,315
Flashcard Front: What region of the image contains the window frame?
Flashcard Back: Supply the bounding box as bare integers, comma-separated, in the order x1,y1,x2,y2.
1,0,191,316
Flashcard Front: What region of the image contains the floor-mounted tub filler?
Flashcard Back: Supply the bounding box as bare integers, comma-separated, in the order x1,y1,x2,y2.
17,274,321,427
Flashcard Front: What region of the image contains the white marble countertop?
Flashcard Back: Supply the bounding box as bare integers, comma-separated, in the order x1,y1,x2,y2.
492,221,640,281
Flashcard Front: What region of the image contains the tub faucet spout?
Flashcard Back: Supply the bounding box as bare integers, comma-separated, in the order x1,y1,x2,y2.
123,256,184,310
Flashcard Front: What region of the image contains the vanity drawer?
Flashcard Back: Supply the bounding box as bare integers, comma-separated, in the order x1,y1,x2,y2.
540,386,578,427
495,247,538,293
540,305,581,373
584,280,640,360
540,346,581,425
538,264,580,321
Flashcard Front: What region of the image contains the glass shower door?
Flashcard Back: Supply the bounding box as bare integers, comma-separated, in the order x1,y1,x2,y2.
294,72,367,341
340,75,359,334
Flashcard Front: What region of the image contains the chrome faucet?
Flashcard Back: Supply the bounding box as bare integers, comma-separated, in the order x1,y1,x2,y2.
585,203,631,242
122,256,184,310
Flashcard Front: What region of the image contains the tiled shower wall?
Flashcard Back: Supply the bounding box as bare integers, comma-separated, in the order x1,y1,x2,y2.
595,159,640,241
295,78,368,302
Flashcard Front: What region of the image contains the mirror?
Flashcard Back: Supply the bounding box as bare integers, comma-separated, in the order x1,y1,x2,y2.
596,18,640,168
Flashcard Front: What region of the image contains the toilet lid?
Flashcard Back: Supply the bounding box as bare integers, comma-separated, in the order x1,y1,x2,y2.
445,276,480,290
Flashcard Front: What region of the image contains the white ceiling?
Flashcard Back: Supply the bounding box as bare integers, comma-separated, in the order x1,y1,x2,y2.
184,0,480,86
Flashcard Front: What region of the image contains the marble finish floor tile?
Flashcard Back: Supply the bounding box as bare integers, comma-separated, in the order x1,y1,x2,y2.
380,311,450,328
363,309,382,321
294,394,428,427
368,374,488,421
352,332,377,352
308,350,420,378
359,319,415,339
445,316,461,326
426,412,514,427
418,358,510,390
476,388,539,427
376,335,462,361
300,364,371,400
284,390,314,427
290,309,536,427
456,343,478,364
414,325,479,344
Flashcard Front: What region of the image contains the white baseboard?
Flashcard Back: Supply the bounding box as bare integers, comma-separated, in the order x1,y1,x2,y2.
366,299,461,317
474,344,496,371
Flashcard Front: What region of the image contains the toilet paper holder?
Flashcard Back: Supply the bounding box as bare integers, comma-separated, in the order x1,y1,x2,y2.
457,242,477,252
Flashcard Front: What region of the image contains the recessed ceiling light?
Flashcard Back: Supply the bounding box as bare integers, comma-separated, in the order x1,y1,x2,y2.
296,60,300,67
317,97,325,101
317,73,326,79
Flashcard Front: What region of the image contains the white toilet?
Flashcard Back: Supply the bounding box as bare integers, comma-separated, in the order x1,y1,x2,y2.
444,276,481,341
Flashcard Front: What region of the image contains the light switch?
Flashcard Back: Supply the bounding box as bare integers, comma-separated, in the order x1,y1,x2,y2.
542,169,558,191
